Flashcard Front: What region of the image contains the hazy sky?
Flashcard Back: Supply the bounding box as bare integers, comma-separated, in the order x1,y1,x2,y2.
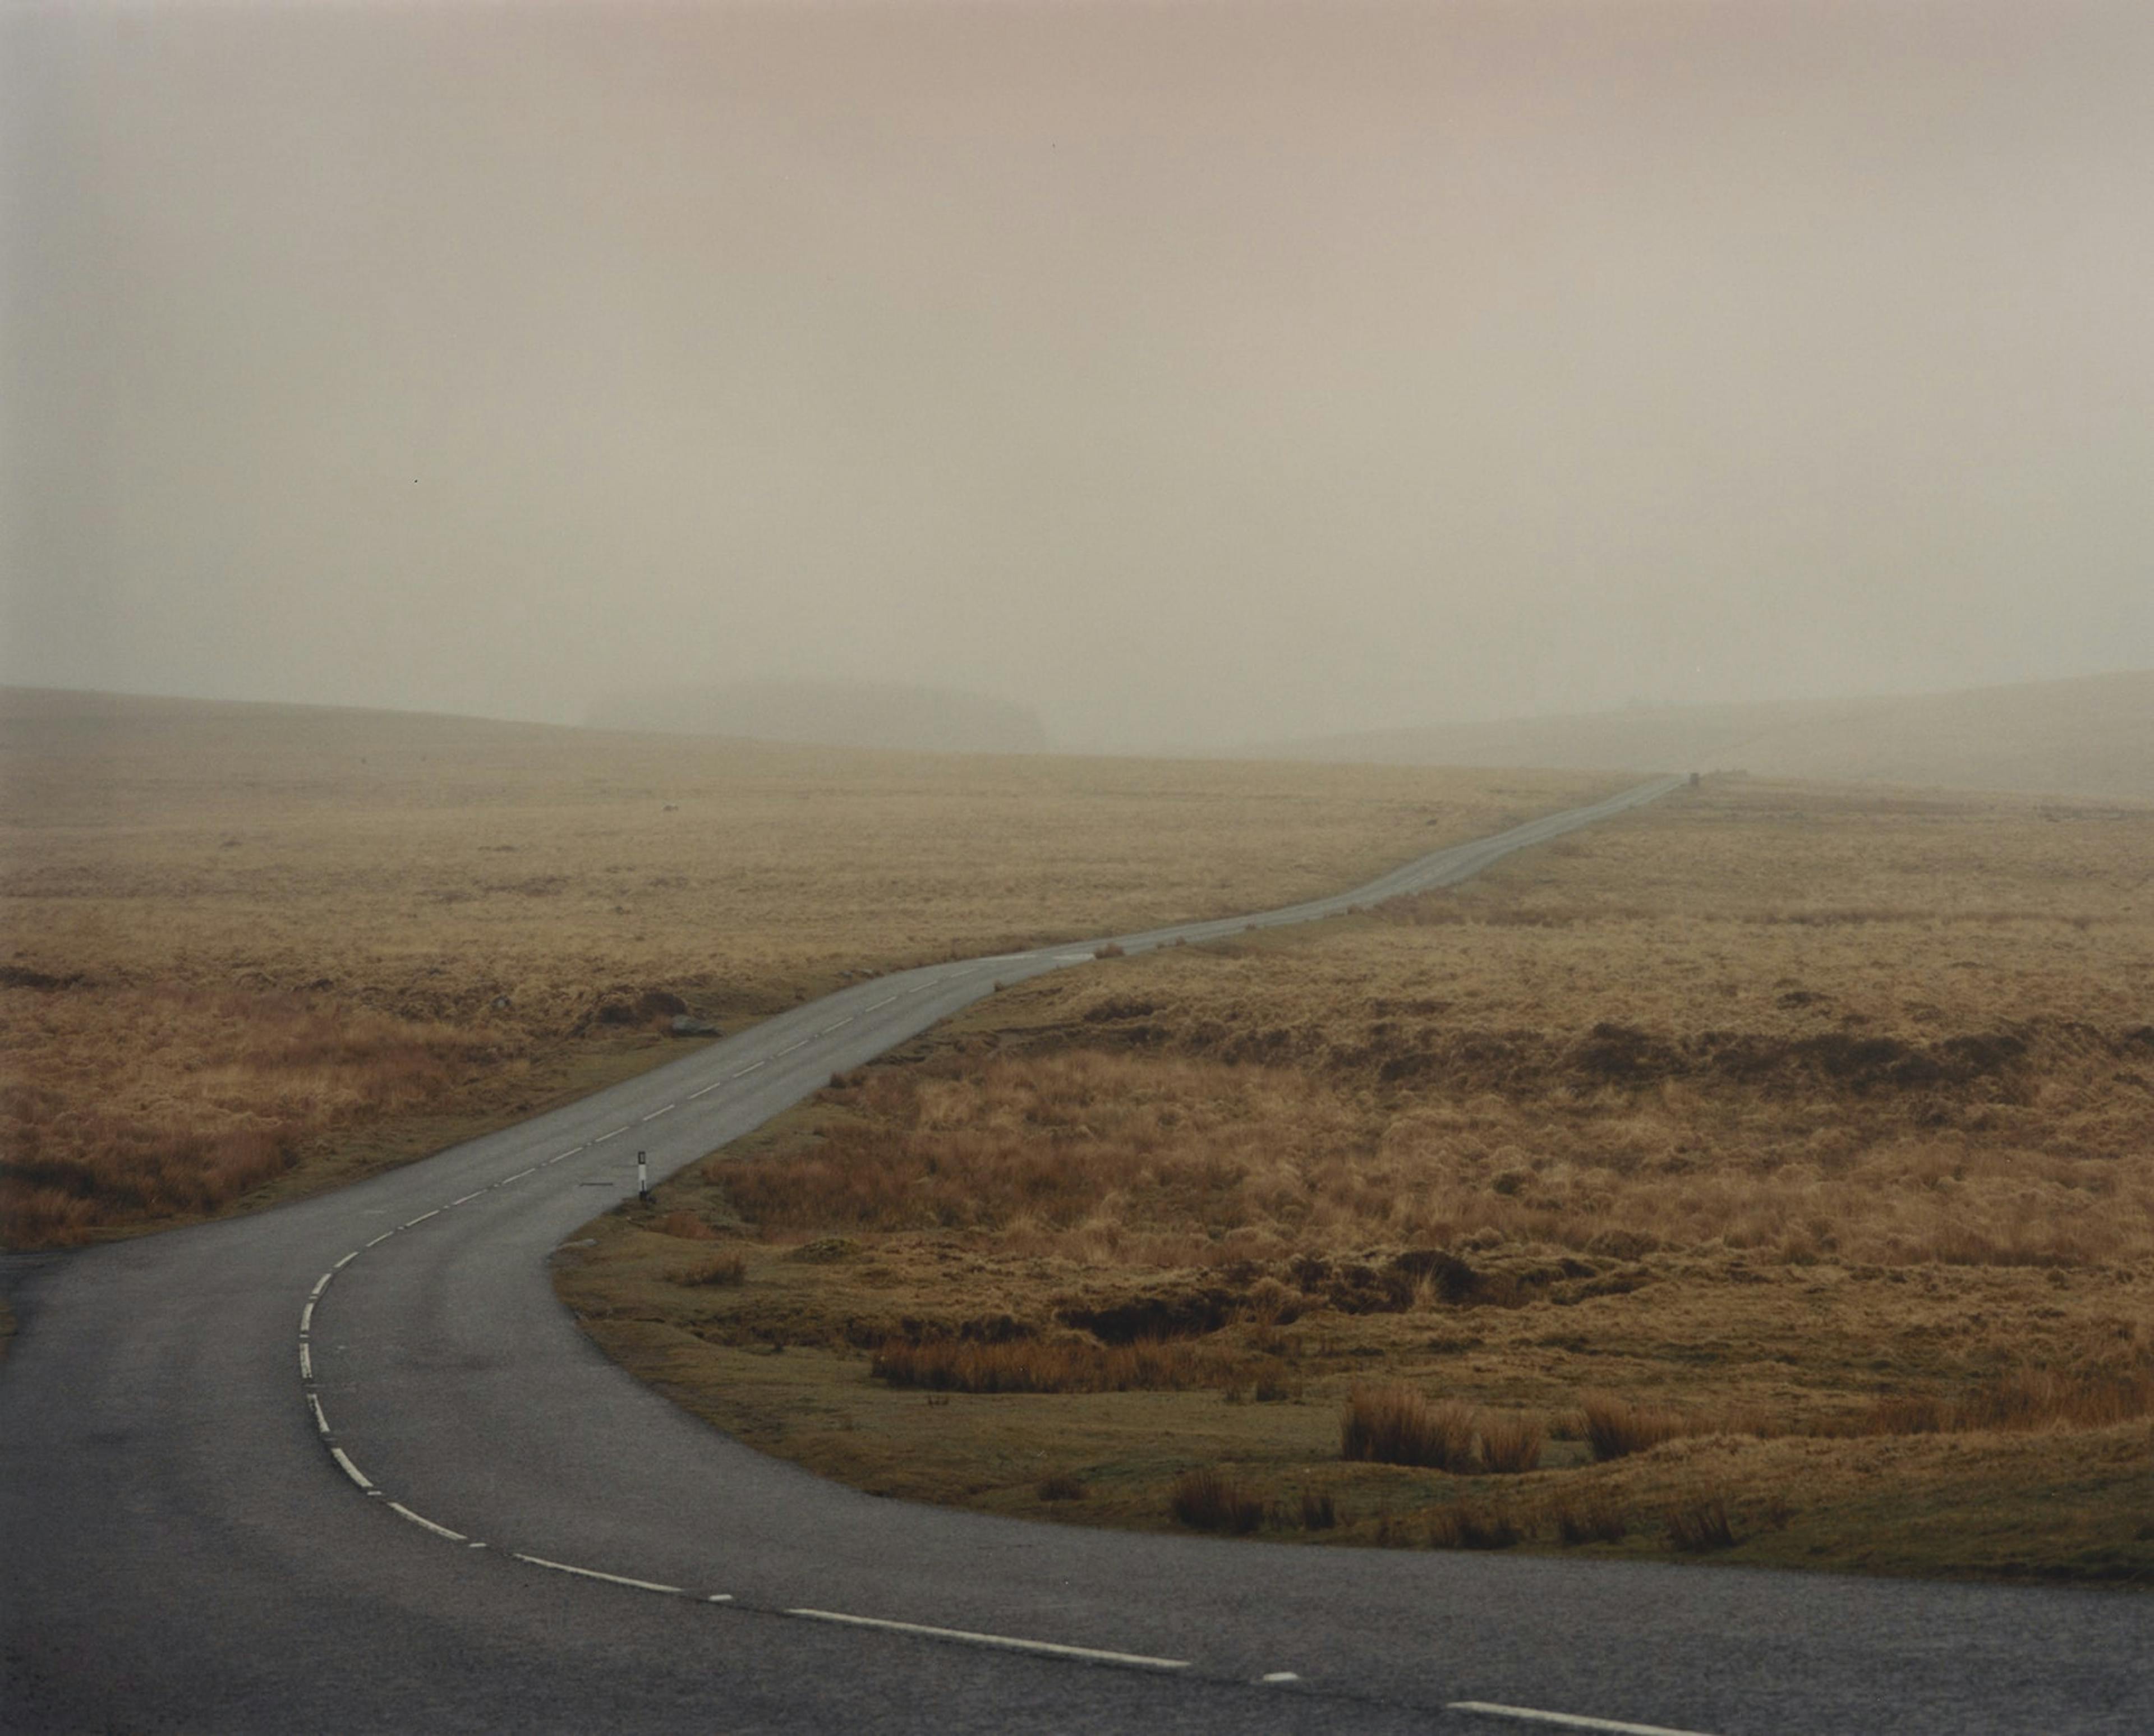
6,1,2151,751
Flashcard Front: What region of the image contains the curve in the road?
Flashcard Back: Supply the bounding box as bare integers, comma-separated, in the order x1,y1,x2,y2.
9,775,2151,1736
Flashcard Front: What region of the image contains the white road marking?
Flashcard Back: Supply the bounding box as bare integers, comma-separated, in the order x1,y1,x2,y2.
299,1301,314,1336
687,1081,724,1099
775,1039,807,1056
593,1127,628,1143
1260,1672,1301,1683
329,1447,375,1492
333,1250,359,1269
388,1502,468,1543
299,1343,312,1382
366,1232,395,1247
864,996,898,1010
706,1594,734,1604
820,1016,852,1033
639,1105,673,1121
511,1554,683,1595
452,1191,484,1205
1447,1704,1720,1736
784,1609,1189,1670
308,1393,331,1435
309,1272,333,1299
403,1209,440,1227
501,1169,535,1184
733,1061,766,1076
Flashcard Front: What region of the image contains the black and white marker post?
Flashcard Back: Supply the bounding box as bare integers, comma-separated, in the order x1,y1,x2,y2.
637,1150,648,1202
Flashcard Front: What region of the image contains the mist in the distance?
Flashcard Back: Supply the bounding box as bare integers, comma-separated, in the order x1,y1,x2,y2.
6,2,2151,753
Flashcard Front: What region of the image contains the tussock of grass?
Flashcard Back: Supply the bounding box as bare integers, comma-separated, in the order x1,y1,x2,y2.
871,1334,1217,1395
1581,1392,1692,1461
1664,1491,1737,1553
1036,1470,1088,1502
1863,1365,2154,1435
672,1253,745,1287
1475,1409,1546,1474
1428,1500,1522,1550
1170,1467,1264,1534
1340,1384,1476,1471
1550,1490,1628,1545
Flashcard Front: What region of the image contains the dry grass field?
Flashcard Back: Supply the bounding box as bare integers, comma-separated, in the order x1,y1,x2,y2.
558,779,2154,1581
0,687,1609,1246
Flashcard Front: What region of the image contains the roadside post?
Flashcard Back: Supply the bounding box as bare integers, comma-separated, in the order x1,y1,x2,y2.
637,1149,648,1202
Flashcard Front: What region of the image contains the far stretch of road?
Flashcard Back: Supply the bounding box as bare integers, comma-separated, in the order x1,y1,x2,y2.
4,776,2148,1735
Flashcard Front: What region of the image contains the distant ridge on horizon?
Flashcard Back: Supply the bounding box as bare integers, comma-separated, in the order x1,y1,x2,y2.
586,679,1051,757
1247,669,2154,802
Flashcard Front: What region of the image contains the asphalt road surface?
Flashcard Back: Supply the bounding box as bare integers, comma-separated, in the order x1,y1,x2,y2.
4,778,2148,1734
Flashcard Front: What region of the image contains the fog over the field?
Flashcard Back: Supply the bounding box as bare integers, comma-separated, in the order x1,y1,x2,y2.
6,2,2151,753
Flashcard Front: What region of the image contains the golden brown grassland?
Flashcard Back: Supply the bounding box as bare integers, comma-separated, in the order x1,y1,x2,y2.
1,687,1609,1245
556,779,2154,1582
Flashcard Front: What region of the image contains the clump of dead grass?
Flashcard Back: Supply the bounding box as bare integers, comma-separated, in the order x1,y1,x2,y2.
1427,1500,1523,1550
1663,1490,1738,1552
1580,1391,1692,1461
1863,1364,2154,1436
1339,1383,1477,1471
1476,1408,1547,1474
871,1334,1221,1395
1549,1489,1629,1545
672,1252,745,1287
1169,1466,1264,1534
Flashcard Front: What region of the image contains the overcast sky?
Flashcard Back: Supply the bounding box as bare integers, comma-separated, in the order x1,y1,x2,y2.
5,1,2151,752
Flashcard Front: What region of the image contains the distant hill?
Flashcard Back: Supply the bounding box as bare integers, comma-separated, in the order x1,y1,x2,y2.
587,681,1050,757
1255,670,2154,801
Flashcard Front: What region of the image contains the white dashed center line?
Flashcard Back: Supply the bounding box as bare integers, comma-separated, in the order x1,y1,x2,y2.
329,1447,376,1493
639,1105,673,1121
784,1608,1189,1671
512,1554,684,1596
388,1503,468,1543
1447,1703,1720,1736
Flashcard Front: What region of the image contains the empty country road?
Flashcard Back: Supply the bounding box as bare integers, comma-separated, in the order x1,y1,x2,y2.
4,779,2147,1734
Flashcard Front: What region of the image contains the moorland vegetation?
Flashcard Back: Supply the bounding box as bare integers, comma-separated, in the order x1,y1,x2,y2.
558,779,2154,1580
0,687,1603,1244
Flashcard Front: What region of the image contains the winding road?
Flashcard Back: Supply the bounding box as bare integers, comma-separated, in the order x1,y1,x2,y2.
4,777,2148,1734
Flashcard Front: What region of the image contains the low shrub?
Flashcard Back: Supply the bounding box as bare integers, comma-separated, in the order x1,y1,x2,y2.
1299,1489,1337,1530
1036,1470,1088,1502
